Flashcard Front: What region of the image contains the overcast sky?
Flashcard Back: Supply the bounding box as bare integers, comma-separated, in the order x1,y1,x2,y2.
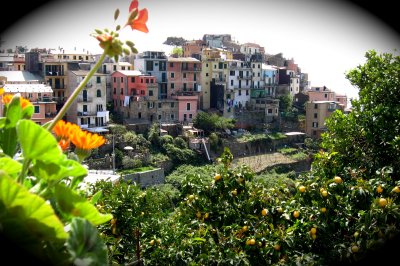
1,0,399,101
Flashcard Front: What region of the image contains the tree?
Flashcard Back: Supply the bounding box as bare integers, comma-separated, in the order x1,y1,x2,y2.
321,50,400,177
170,46,183,57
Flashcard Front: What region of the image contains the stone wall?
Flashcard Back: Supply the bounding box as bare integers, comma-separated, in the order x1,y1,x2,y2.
122,168,165,188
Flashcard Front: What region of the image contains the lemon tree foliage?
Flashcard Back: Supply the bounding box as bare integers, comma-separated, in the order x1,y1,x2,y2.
87,51,400,265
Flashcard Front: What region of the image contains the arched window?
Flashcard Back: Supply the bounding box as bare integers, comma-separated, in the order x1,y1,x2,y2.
97,89,101,97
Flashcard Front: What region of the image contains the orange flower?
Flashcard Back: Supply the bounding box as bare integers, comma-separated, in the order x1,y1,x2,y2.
20,98,32,109
53,120,80,140
126,0,148,33
2,94,13,104
58,139,70,151
70,130,106,151
1,94,32,109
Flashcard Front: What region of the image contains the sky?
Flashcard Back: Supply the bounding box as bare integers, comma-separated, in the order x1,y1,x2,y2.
1,0,399,102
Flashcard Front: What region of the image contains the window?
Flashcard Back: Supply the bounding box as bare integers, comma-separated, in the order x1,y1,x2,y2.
170,102,175,108
314,113,318,118
122,66,125,70
183,114,187,121
189,114,192,119
149,90,153,96
97,89,101,97
206,63,208,67
312,122,319,128
206,73,209,77
194,73,197,81
258,72,260,77
231,80,233,86
146,79,149,83
83,105,88,112
314,104,318,109
113,77,116,82
96,77,101,83
120,77,123,82
158,102,162,108
113,65,117,71
146,61,153,71
230,70,235,76
170,72,175,78
313,130,317,136
97,104,103,111
186,103,191,110
170,114,175,120
252,64,255,68
246,90,249,96
170,62,174,67
183,73,187,78
141,90,145,95
171,83,175,89
120,88,123,95
183,83,187,91
113,88,116,94
238,90,241,96
324,94,328,98
158,114,162,120
131,77,135,82
34,106,40,114
268,109,273,114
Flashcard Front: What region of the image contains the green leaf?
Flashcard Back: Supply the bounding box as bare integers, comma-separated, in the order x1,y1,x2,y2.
114,8,120,21
90,190,102,205
31,156,88,182
192,237,206,242
66,217,108,266
0,117,5,128
4,94,23,128
0,157,22,178
17,119,62,162
55,184,112,226
0,172,68,241
21,104,34,119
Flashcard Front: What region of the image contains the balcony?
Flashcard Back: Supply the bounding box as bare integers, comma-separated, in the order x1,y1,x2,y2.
77,111,97,117
237,75,252,80
45,71,64,76
45,112,57,118
181,67,201,72
77,97,93,102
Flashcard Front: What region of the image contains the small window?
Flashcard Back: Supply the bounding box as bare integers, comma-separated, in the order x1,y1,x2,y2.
96,77,101,83
120,77,123,82
171,102,175,108
186,103,190,110
170,73,175,78
120,88,123,95
314,113,318,118
170,62,174,67
314,104,318,109
149,90,153,96
171,83,175,89
131,77,135,82
97,89,101,97
206,73,209,77
113,88,116,94
238,90,241,96
158,102,162,108
34,106,40,114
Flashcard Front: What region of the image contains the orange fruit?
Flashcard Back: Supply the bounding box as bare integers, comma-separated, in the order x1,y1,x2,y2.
188,194,195,201
214,174,222,181
333,176,343,184
376,185,383,193
378,198,388,208
247,238,256,246
310,227,317,235
298,185,306,193
392,186,400,193
293,210,300,218
204,213,209,219
231,189,238,196
321,190,328,197
196,211,202,218
242,225,249,232
311,234,317,240
320,207,327,213
150,239,155,246
274,244,281,251
261,209,268,216
351,245,359,253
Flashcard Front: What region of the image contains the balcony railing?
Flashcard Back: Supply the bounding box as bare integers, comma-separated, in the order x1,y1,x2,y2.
237,75,252,80
77,111,97,117
77,97,93,102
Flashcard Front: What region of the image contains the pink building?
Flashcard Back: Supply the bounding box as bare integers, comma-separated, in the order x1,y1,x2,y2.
172,95,198,122
1,84,57,125
335,94,348,109
307,86,336,102
111,70,157,113
167,57,201,122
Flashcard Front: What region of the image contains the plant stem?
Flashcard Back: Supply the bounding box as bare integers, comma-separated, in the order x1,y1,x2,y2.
46,51,107,132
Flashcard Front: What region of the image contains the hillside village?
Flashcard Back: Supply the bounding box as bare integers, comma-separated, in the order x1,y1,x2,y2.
0,34,351,157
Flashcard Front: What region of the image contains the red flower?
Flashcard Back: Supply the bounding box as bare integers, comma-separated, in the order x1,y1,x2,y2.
126,0,149,33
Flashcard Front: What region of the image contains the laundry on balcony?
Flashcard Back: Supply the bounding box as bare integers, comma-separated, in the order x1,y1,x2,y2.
124,95,130,106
